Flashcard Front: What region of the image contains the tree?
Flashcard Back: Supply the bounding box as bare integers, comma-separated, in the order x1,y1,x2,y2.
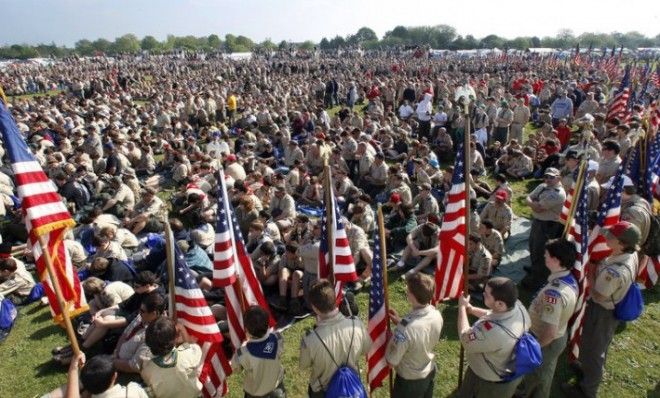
259,39,277,51
481,34,505,49
530,36,541,47
464,35,479,49
278,40,288,51
207,34,222,50
555,29,576,49
386,26,409,40
75,39,94,56
319,37,331,50
432,24,457,48
298,40,316,51
329,35,346,49
113,34,140,54
348,26,378,45
141,36,160,52
91,38,112,54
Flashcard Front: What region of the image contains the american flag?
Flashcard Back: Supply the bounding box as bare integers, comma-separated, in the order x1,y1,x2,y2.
566,174,591,362
0,100,87,323
170,235,232,398
319,168,358,304
651,65,660,88
367,216,390,392
560,167,580,224
588,162,626,263
213,169,274,349
649,100,660,132
606,66,631,122
434,142,467,302
639,137,660,289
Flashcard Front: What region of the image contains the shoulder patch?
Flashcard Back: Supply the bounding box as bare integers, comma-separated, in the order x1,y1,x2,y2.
482,321,492,331
544,289,560,304
393,329,408,344
606,268,621,278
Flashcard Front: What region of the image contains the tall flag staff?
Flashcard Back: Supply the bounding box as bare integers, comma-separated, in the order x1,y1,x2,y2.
367,204,392,396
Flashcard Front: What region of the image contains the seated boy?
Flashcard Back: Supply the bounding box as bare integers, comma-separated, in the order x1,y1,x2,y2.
0,257,35,305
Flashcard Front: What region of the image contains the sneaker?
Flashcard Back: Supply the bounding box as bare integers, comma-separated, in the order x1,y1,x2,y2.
270,296,288,312
351,281,364,292
388,261,406,271
401,270,416,281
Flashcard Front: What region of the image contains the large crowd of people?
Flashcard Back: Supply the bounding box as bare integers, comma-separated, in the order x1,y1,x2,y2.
0,49,657,398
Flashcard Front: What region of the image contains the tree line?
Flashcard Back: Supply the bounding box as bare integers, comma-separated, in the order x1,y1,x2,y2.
1,26,659,60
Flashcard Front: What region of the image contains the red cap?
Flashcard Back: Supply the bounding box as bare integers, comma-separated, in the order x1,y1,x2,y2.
389,193,401,204
226,154,237,162
495,190,508,201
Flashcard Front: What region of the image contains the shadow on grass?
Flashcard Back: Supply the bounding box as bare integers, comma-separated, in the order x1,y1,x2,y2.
25,303,46,316
30,324,62,341
34,359,64,378
31,310,53,324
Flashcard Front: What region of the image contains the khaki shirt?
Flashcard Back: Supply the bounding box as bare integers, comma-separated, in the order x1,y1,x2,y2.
269,194,296,221
232,332,284,396
481,230,504,261
469,245,492,278
620,197,651,243
480,202,513,234
597,157,621,183
0,258,35,297
91,383,148,398
391,184,412,205
413,194,440,217
367,162,389,185
300,312,371,393
283,146,305,167
133,196,164,219
116,315,152,371
461,302,531,382
528,183,566,221
592,252,638,310
141,344,202,398
411,224,439,250
115,184,136,211
385,305,443,380
299,240,320,274
346,225,370,261
104,281,135,306
528,270,578,339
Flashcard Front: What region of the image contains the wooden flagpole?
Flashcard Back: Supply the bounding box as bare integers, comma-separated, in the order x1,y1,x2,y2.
458,98,472,387
164,217,177,321
377,204,394,397
37,234,81,356
562,160,588,239
323,164,335,283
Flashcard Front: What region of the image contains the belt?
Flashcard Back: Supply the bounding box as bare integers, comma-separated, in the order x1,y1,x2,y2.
245,383,285,398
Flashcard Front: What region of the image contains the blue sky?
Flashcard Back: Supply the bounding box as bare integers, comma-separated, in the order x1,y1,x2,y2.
1,0,658,46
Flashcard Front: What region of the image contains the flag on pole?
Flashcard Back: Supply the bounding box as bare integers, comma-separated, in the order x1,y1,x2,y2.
434,142,467,302
170,236,232,398
566,170,591,362
213,170,274,349
606,66,631,121
0,99,87,323
588,162,626,263
319,170,358,304
367,212,390,392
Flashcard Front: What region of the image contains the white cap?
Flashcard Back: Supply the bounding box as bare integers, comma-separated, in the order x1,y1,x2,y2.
587,160,599,173
602,174,633,190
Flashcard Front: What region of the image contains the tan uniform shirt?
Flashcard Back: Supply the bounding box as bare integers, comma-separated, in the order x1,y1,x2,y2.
591,252,638,310
528,270,578,339
141,344,202,398
367,162,389,185
461,302,531,382
528,183,566,222
232,332,285,396
91,383,148,398
0,258,35,297
480,202,513,234
269,194,297,221
346,225,370,261
300,312,371,393
386,305,443,380
413,194,440,217
481,230,504,262
391,184,412,205
299,240,320,274
469,245,493,278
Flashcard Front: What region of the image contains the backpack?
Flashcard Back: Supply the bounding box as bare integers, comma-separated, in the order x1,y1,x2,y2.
482,307,543,382
313,318,367,398
613,266,644,321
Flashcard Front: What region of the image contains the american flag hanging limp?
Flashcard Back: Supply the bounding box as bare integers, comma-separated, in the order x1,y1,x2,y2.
319,166,358,304
169,228,232,398
212,169,274,350
0,99,87,324
565,163,591,362
367,206,390,393
606,66,631,122
434,142,467,302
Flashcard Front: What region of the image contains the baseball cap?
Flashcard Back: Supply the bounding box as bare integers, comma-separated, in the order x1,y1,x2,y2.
587,160,599,173
226,154,237,162
495,190,508,201
602,221,641,248
565,150,579,160
389,192,401,204
601,175,634,190
543,167,560,177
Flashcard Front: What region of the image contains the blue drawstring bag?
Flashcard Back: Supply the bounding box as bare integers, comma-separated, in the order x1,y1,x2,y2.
483,307,543,382
0,297,18,330
614,269,644,321
314,318,367,398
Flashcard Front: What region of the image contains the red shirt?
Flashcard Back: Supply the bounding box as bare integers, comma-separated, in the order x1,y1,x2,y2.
556,126,571,149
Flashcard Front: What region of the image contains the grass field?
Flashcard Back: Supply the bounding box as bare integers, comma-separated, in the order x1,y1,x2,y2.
0,107,658,397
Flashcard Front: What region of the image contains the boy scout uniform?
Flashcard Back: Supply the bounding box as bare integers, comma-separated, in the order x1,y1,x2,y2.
481,229,504,266
232,332,286,398
519,270,578,398
468,244,492,290
298,239,320,306
458,302,532,398
299,312,371,397
385,305,443,398
479,202,513,235
527,180,566,287
579,252,637,398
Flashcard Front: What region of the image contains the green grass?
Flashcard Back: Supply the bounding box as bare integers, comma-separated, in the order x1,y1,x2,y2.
1,120,658,397
2,282,658,397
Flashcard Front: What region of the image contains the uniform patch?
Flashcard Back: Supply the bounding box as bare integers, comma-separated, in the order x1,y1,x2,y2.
393,330,408,344
482,321,492,331
543,305,554,314
468,332,477,341
606,268,620,278
544,289,560,304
